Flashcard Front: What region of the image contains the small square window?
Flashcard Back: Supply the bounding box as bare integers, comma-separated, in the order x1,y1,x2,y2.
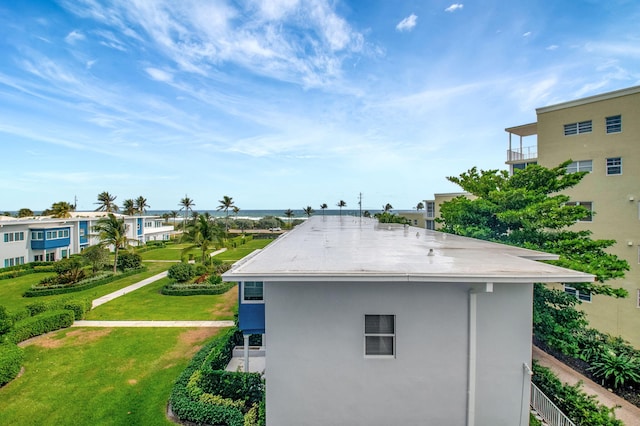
564,285,591,303
606,157,622,175
566,160,592,174
243,281,264,301
606,115,622,134
564,120,592,136
365,314,395,357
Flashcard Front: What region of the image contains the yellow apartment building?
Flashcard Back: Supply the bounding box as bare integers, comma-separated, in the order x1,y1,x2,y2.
506,85,640,347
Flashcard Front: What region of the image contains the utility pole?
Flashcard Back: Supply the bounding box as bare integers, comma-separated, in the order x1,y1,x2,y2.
358,192,362,217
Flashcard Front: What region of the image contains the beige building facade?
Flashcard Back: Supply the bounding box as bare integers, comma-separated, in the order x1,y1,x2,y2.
506,85,640,347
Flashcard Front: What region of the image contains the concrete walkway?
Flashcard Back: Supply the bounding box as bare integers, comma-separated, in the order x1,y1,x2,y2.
91,271,169,308
533,345,640,426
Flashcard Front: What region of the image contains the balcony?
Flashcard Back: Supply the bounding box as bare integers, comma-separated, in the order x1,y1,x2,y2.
507,146,538,163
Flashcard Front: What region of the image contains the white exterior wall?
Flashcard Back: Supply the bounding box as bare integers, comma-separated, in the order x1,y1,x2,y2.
0,223,30,265
265,281,532,426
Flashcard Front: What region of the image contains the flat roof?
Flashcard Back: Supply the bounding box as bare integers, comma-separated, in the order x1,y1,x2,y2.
537,85,640,114
505,122,538,137
223,216,594,284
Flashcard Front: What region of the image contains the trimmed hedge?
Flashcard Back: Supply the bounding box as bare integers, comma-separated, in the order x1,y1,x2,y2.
25,297,91,320
161,282,236,296
169,327,265,426
5,310,75,344
23,267,146,297
0,262,56,280
0,342,24,387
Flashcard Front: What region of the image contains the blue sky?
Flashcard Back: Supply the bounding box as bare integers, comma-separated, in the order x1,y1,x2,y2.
1,1,639,212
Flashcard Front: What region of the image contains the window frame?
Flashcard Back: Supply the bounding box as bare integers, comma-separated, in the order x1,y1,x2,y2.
241,281,264,304
606,157,622,176
564,285,592,303
564,120,592,136
606,115,622,134
566,160,593,174
565,201,593,222
364,314,396,358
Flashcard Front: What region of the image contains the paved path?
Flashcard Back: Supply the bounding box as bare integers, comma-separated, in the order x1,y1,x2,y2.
73,320,234,327
533,345,640,426
91,271,169,308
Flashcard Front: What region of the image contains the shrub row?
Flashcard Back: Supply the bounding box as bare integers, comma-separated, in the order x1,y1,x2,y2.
0,342,24,387
25,297,92,320
169,327,265,426
0,263,56,281
533,362,623,426
4,310,75,344
161,282,235,296
23,267,146,297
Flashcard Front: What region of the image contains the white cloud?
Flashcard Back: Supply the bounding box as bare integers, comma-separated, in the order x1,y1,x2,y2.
65,30,85,44
522,31,531,38
396,14,417,32
546,45,559,51
145,67,173,82
86,59,97,69
445,4,464,13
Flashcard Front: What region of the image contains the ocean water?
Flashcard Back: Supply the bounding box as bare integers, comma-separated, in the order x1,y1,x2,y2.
147,209,360,219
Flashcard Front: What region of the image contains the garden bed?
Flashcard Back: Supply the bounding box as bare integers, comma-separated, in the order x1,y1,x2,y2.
534,336,640,408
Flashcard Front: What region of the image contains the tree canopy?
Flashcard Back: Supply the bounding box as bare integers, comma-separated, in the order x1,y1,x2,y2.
438,161,628,297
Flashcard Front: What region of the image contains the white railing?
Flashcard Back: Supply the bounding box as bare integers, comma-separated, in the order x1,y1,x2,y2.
507,146,537,162
530,383,576,426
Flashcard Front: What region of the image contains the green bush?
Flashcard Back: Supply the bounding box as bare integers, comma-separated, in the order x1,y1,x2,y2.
0,306,12,336
167,263,195,283
9,308,30,323
5,310,75,344
169,327,265,426
588,350,640,389
117,252,142,271
533,362,623,426
0,342,24,386
161,281,235,296
25,298,91,320
23,267,145,297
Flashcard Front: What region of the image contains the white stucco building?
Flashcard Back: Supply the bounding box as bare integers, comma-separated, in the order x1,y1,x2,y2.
224,216,593,426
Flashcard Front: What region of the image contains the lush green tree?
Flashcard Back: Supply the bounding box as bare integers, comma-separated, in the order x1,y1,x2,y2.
336,200,346,216
135,196,149,215
81,245,110,274
95,191,118,212
438,162,628,297
181,213,224,263
232,206,240,220
217,195,234,231
44,201,75,218
93,213,131,273
363,210,371,218
170,210,179,228
17,208,34,217
168,263,195,283
122,199,136,216
116,252,142,271
303,206,314,217
416,202,424,211
179,195,195,232
257,216,283,230
320,203,328,215
374,212,409,224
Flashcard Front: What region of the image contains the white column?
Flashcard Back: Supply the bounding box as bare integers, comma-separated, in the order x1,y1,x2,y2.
244,334,250,373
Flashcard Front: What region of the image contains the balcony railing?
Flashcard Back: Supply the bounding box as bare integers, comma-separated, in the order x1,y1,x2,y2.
507,146,537,162
530,383,576,426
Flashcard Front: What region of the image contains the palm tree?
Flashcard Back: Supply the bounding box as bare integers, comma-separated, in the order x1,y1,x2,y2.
320,203,328,216
179,195,195,232
95,191,119,212
416,202,424,211
122,199,136,216
284,209,294,228
181,213,224,263
337,200,346,216
135,196,149,215
93,213,131,273
217,195,234,231
170,210,178,228
48,201,75,218
303,206,314,217
383,203,393,212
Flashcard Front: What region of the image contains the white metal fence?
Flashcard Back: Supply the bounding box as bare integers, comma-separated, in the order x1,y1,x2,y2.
530,383,576,426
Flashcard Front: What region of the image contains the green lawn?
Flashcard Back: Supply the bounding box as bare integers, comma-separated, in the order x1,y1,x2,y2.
1,327,223,425
86,278,238,321
215,238,273,262
138,243,197,261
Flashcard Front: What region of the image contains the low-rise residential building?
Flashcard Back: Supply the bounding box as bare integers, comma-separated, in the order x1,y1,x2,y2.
224,215,592,425
506,85,640,347
0,212,173,267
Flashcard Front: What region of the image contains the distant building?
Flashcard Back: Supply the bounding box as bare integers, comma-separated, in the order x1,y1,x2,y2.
224,216,592,425
0,212,174,266
506,85,640,347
